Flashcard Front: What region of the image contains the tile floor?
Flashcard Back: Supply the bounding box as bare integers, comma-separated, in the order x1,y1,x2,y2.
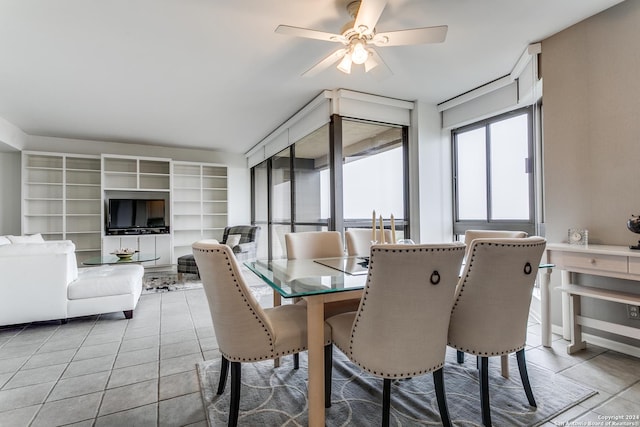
1,275,639,426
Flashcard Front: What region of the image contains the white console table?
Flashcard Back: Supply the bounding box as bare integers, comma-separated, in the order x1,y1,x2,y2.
545,243,640,353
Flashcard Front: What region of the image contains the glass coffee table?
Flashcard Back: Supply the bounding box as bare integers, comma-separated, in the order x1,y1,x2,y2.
83,253,160,265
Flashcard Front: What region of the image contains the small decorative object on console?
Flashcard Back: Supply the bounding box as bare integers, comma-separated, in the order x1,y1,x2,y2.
568,228,588,246
627,214,640,249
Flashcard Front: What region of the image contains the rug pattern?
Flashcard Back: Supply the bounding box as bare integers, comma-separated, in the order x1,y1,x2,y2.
142,271,274,300
197,349,596,426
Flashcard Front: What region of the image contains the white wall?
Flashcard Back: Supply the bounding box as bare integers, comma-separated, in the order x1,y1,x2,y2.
412,102,453,243
542,0,640,344
0,117,26,151
0,151,22,235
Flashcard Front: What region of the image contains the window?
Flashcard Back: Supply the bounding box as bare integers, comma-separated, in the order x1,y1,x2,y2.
342,119,407,240
452,108,535,236
251,115,410,259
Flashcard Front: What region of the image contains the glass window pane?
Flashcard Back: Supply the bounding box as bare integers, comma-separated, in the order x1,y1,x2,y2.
490,114,530,220
294,124,330,226
456,128,487,220
342,120,404,230
271,149,291,223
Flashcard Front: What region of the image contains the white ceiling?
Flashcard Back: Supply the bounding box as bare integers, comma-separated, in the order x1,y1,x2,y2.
0,0,624,154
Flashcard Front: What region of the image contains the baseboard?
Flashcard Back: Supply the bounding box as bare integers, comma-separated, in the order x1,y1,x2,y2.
550,325,640,358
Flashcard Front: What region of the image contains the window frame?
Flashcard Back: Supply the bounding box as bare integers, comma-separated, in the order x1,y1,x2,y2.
250,114,410,260
452,107,536,237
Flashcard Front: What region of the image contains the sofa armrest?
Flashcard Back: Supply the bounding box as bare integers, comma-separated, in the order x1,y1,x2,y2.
0,251,75,326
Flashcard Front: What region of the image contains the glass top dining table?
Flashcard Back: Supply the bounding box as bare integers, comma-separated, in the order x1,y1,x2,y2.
244,256,369,298
244,256,368,427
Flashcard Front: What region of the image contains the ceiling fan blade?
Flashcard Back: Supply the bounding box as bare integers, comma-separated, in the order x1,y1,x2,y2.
373,25,448,46
275,25,347,44
354,0,388,35
366,48,392,80
302,48,348,77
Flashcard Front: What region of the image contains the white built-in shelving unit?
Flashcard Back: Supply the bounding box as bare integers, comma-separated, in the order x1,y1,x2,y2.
101,155,173,267
172,162,228,262
22,152,228,268
102,155,171,191
22,152,102,264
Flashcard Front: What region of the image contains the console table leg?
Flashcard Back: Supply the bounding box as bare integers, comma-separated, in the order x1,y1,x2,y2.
567,294,587,354
561,270,572,340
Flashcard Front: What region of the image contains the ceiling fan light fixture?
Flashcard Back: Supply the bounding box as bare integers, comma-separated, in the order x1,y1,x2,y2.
337,53,353,74
351,40,369,64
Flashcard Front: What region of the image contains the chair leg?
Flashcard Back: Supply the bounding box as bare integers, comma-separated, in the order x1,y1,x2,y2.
516,349,537,407
325,344,332,408
479,356,491,426
217,356,229,395
456,350,465,364
433,368,453,427
382,378,391,427
229,362,241,427
293,353,299,369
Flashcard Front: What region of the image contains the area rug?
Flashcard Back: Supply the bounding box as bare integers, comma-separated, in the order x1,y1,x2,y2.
142,272,203,292
142,272,274,301
197,350,596,426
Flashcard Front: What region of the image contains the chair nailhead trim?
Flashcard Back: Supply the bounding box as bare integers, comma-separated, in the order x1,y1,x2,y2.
449,241,545,356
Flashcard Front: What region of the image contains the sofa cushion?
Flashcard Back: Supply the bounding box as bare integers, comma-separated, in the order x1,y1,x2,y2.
68,265,144,300
0,236,10,246
8,233,45,244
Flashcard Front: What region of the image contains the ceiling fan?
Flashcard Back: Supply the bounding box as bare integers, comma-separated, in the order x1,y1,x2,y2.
275,0,447,78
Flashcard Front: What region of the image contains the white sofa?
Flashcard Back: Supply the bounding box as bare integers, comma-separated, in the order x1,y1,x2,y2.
0,236,143,326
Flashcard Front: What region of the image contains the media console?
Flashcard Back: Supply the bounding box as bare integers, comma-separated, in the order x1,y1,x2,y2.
106,227,170,236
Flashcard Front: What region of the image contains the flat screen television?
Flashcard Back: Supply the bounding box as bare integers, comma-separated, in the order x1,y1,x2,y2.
107,199,167,234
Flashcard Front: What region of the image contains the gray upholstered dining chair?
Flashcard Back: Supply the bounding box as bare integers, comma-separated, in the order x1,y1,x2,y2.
192,241,331,427
284,231,361,321
463,229,527,254
345,228,393,257
284,230,359,369
459,229,528,374
326,243,466,427
447,236,546,427
284,230,344,260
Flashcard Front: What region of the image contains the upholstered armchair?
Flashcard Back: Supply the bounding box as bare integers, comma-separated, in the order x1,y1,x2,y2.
447,237,546,426
177,225,259,281
193,241,330,427
326,243,466,427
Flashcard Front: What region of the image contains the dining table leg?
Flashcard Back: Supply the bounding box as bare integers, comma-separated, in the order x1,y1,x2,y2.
306,296,326,427
273,291,282,368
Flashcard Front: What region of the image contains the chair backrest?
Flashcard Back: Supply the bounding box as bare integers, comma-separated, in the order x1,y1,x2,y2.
347,243,466,378
222,225,259,246
192,241,275,361
284,231,344,260
448,237,546,356
463,229,527,258
345,228,393,257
